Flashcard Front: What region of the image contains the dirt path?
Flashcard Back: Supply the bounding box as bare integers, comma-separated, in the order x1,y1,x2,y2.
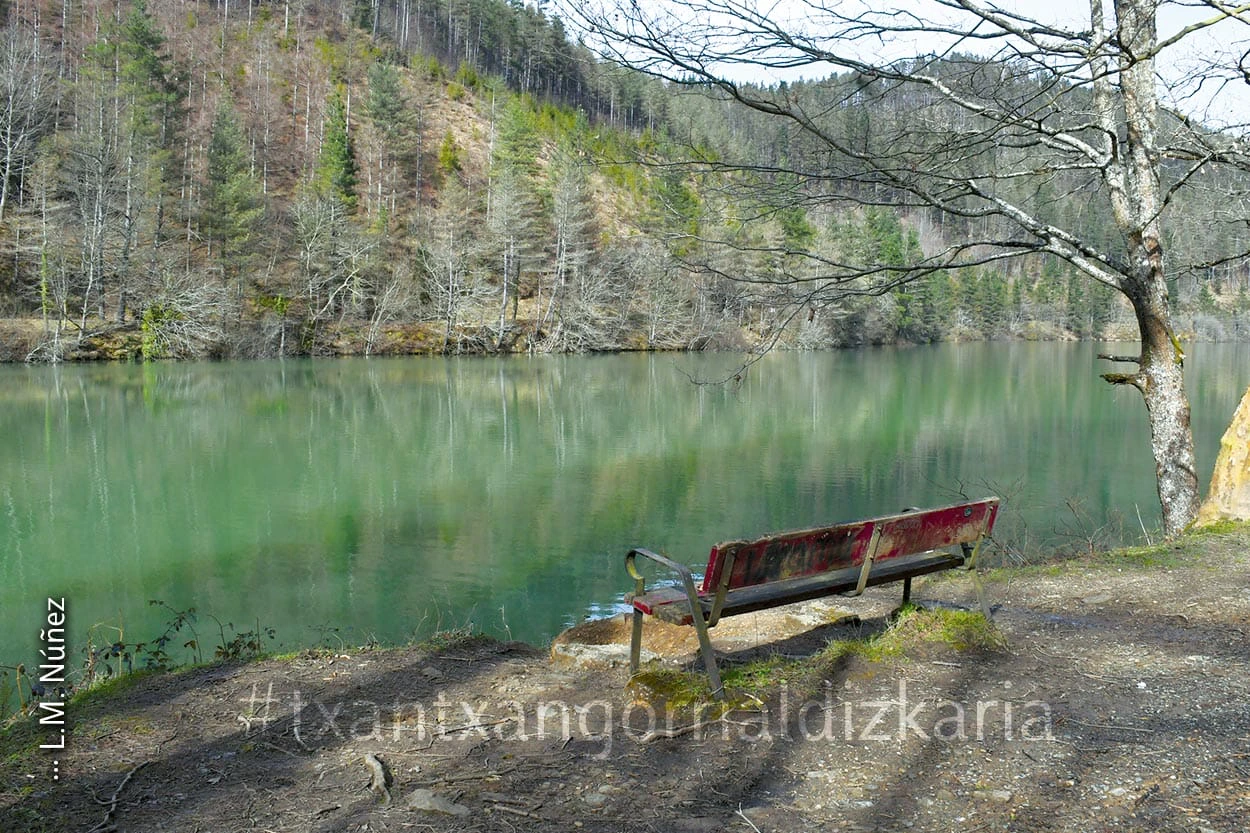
3,527,1249,832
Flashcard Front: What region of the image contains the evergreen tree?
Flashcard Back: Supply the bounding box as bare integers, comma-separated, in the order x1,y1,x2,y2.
365,62,409,141
203,100,264,280
316,89,358,213
1065,270,1089,337
116,0,183,242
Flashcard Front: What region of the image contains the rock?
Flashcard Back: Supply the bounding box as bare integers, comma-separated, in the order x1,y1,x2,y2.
419,666,443,680
405,788,470,816
973,789,1013,803
1196,385,1250,526
550,641,648,669
582,791,608,807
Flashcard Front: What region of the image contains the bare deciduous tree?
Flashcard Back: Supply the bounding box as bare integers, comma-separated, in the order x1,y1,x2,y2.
0,22,57,223
571,0,1250,536
420,174,488,351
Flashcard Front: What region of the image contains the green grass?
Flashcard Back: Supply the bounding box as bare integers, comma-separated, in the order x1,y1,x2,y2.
820,606,1006,662
1007,522,1249,576
1189,518,1250,536
68,669,158,711
628,606,1006,710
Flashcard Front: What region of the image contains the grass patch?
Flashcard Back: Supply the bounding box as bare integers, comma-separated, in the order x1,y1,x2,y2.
629,606,1005,710
415,628,487,653
68,668,158,711
1095,544,1191,570
1189,518,1250,536
821,606,1006,663
884,606,1008,652
987,522,1250,578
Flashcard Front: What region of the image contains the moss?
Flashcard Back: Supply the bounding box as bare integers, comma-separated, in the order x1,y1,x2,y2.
1189,518,1250,536
627,668,714,710
630,607,1005,710
1095,544,1191,570
70,670,156,709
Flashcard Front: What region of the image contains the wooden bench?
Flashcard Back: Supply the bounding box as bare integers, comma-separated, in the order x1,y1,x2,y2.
625,497,999,695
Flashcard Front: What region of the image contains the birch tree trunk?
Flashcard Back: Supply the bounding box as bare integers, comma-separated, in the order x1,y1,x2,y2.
1095,0,1198,537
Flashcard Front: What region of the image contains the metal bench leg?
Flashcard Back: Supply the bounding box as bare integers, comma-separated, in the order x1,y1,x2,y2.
630,606,644,675
690,609,724,698
973,567,992,620
902,576,912,606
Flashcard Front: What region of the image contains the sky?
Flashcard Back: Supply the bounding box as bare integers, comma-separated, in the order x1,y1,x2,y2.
566,0,1250,129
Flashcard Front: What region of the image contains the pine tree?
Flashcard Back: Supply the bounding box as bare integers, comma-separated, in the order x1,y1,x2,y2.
116,0,183,244
203,101,264,280
316,89,358,213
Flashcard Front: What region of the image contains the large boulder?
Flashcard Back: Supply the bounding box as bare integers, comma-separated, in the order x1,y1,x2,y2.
1196,386,1250,527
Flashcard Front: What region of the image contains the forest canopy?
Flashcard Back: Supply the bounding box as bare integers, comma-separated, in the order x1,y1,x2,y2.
0,0,1245,365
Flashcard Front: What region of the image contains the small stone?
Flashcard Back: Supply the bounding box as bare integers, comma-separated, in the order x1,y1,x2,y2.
405,788,470,817
583,792,608,807
420,666,443,680
973,789,1013,803
1083,593,1113,605
935,789,956,801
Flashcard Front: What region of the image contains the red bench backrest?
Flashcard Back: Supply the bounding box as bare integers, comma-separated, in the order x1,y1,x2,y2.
699,498,999,594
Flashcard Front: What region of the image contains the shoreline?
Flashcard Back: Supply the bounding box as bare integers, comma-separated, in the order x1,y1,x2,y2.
3,524,1248,831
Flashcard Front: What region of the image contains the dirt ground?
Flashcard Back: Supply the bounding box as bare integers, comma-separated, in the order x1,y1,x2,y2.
3,526,1249,833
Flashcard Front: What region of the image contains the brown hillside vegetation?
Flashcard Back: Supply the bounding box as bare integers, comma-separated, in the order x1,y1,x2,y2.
4,1,1249,362
3,524,1249,832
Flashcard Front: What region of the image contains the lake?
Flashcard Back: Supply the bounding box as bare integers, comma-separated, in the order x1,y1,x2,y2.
2,343,1247,678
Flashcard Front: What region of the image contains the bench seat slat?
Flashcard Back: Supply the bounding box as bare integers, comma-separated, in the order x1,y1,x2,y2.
632,550,965,626
718,549,963,617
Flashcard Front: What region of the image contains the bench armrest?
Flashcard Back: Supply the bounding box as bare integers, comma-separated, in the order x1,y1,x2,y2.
626,548,705,617
626,547,724,695
625,547,697,589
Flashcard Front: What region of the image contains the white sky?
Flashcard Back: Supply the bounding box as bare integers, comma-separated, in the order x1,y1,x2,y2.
569,0,1250,129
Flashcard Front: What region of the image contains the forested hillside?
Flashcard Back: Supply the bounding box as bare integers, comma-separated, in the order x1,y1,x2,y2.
0,0,1244,362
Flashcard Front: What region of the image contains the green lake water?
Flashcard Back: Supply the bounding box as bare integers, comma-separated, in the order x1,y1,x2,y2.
2,343,1247,675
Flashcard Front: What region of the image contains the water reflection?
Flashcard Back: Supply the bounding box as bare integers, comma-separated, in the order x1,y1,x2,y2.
0,343,1246,676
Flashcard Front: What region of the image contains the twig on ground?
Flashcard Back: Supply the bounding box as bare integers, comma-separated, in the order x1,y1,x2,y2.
634,716,735,743
86,761,149,833
736,803,762,832
438,718,510,736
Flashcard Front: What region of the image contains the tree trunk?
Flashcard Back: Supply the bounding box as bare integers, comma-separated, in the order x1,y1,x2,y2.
1105,253,1199,538
1133,300,1199,538
1097,0,1200,538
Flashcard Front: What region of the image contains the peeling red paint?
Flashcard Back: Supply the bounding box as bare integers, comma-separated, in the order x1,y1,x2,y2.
699,499,999,595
